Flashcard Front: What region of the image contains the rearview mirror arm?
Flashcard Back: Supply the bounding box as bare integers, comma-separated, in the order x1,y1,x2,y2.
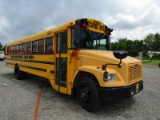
105,59,122,69
101,59,122,72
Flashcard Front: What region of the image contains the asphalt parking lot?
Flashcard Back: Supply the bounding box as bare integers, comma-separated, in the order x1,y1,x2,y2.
0,61,160,120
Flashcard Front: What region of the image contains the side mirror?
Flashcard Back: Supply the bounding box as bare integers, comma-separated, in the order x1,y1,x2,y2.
74,24,80,48
113,51,128,59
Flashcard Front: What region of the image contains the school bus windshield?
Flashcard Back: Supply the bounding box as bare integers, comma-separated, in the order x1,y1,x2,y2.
72,28,110,50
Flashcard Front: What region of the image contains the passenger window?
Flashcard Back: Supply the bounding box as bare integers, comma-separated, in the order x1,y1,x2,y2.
38,39,44,52
7,47,10,54
10,46,13,54
32,41,37,52
13,46,15,53
22,43,27,52
46,37,53,51
27,42,31,52
19,44,22,53
15,45,19,53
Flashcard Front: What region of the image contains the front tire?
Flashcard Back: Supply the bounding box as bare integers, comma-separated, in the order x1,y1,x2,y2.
77,77,101,112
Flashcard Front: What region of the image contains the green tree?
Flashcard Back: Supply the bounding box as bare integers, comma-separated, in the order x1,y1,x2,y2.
111,33,160,57
132,40,144,56
153,33,160,51
3,45,6,54
143,33,160,51
0,43,6,54
0,42,2,50
111,38,145,56
143,33,154,51
111,38,127,50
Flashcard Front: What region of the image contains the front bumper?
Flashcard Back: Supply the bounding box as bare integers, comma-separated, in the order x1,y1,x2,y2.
100,80,143,100
0,58,5,61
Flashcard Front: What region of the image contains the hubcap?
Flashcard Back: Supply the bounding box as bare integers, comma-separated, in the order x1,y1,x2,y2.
80,86,90,101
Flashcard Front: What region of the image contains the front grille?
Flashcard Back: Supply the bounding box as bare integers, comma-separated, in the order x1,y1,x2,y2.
128,63,142,83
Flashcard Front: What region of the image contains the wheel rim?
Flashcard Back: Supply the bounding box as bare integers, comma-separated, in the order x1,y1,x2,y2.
79,85,92,104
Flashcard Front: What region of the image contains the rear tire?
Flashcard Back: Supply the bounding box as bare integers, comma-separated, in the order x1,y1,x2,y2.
77,77,101,112
14,65,24,80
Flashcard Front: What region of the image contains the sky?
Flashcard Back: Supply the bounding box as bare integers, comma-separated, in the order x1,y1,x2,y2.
0,0,160,45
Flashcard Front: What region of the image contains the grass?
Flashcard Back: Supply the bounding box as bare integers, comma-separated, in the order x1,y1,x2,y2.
142,59,160,66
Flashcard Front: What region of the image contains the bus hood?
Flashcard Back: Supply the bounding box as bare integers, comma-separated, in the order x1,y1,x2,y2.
78,50,141,66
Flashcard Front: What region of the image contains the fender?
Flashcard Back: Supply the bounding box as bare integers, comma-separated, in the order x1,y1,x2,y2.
71,65,104,87
71,65,123,88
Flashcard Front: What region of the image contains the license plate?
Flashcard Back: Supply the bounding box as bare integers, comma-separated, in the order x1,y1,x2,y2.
136,83,139,90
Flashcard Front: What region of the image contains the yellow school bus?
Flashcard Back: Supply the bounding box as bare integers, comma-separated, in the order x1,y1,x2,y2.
6,18,143,112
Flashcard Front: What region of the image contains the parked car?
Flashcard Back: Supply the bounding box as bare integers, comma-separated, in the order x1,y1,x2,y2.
0,51,5,61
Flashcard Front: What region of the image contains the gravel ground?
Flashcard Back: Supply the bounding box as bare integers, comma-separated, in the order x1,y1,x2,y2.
0,61,160,120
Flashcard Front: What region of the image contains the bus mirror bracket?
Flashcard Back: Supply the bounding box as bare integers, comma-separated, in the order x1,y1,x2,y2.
102,51,128,71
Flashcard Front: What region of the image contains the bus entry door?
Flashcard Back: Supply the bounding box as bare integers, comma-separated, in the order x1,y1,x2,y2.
55,32,67,92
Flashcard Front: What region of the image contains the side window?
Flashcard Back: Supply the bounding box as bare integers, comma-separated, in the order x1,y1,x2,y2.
7,47,10,54
32,41,37,52
56,34,60,53
56,32,67,53
71,29,75,48
13,46,15,53
12,46,14,54
61,32,67,53
19,44,22,53
22,43,27,53
38,39,44,52
10,46,13,54
16,45,19,53
46,37,53,51
27,42,31,52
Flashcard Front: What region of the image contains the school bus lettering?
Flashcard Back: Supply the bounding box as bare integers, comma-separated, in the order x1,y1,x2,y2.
88,21,99,30
87,21,105,32
6,18,143,112
99,25,105,31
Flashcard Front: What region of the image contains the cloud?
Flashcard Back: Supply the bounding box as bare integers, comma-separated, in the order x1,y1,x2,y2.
0,0,159,46
109,2,160,29
107,1,160,42
0,16,9,31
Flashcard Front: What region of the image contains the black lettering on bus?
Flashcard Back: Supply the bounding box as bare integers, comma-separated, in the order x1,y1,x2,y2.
88,21,99,30
99,25,105,31
24,56,28,59
29,55,33,59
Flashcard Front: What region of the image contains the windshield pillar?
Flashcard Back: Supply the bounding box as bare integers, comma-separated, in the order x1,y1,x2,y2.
106,36,110,50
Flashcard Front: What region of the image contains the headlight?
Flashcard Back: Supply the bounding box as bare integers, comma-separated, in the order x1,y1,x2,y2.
107,74,116,82
103,72,116,82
